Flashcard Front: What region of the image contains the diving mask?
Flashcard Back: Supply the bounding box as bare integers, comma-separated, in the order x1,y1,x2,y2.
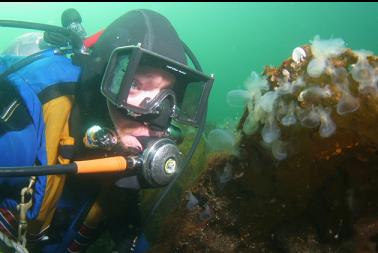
100,45,214,127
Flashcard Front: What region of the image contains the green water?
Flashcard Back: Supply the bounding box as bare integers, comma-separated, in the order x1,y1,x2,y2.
0,2,377,126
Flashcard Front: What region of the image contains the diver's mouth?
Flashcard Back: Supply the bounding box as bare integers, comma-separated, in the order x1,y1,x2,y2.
114,117,166,152
117,133,144,152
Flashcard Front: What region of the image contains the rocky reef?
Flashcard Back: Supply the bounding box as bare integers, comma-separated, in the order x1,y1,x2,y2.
148,37,378,253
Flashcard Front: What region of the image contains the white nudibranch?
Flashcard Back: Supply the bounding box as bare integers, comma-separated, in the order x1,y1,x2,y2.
261,114,280,144
354,49,373,62
205,128,236,152
260,91,279,113
281,101,297,126
252,100,268,124
318,107,336,137
226,89,250,108
307,58,327,78
243,113,259,135
351,51,374,83
297,106,321,128
307,36,347,78
199,203,212,221
310,35,346,59
244,71,269,92
271,140,288,161
275,81,293,95
292,47,307,64
337,93,360,115
218,163,233,184
282,69,290,81
186,191,199,210
243,71,270,109
350,50,376,93
330,67,349,84
332,73,361,115
298,85,332,102
296,105,336,137
275,99,289,120
291,77,306,93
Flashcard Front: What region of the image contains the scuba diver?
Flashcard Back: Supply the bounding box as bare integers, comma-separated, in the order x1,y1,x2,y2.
0,8,213,253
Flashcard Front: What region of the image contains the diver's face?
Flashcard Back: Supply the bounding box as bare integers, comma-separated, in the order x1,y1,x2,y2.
108,67,175,151
127,66,175,108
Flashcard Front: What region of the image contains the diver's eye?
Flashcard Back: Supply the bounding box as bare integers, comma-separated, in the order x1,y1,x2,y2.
131,80,138,89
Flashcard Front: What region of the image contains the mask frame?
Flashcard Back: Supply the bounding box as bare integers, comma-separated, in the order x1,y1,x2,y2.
100,45,214,127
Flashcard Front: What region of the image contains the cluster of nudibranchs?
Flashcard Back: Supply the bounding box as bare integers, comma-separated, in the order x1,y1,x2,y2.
230,36,378,160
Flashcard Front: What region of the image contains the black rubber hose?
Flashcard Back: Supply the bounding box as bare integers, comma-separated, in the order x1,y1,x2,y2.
0,20,83,51
0,163,77,177
182,41,203,72
0,20,70,35
44,31,71,47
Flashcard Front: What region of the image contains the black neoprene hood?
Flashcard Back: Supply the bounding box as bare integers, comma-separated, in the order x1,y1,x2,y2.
93,9,187,65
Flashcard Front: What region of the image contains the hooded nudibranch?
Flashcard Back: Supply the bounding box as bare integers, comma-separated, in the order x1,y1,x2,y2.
232,36,378,161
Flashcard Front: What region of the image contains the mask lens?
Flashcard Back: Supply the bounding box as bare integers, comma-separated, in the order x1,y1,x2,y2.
108,55,130,98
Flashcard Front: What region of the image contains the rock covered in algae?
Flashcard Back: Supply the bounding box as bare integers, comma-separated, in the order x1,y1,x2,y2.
234,36,378,249
148,37,378,253
238,36,378,163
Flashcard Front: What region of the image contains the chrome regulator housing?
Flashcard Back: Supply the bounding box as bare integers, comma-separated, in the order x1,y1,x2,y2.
141,138,182,187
